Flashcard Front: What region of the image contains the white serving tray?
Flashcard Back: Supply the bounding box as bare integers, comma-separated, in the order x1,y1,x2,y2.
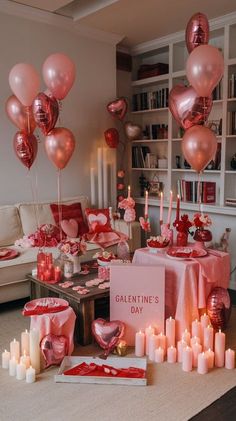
55,355,147,386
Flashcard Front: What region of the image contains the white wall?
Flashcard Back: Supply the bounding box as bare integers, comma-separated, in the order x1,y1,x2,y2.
0,10,117,206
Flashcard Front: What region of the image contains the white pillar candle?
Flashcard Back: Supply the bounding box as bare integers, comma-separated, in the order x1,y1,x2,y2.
190,336,201,347
16,363,26,380
156,332,167,356
166,316,175,348
145,326,154,356
26,365,36,383
166,190,173,225
192,342,202,368
103,148,108,208
225,348,235,369
21,329,30,356
149,334,158,361
10,338,20,362
197,352,208,374
29,328,40,374
182,329,190,346
167,346,177,363
205,348,214,369
215,329,225,368
203,325,214,351
200,313,210,329
155,347,164,363
135,331,145,357
2,349,10,369
177,340,187,363
182,346,193,372
9,357,17,376
97,147,103,208
90,167,96,207
20,351,31,369
191,319,202,341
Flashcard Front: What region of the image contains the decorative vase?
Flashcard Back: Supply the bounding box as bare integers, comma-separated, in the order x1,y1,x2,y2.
193,229,212,249
176,231,188,247
68,254,81,274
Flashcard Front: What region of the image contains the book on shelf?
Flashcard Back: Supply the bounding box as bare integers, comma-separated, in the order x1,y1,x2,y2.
132,145,151,168
228,73,236,98
177,180,216,204
227,111,236,135
131,88,169,112
225,197,236,206
212,80,222,100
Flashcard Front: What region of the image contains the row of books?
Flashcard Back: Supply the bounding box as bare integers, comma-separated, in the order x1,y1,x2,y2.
177,180,216,204
228,74,236,98
227,111,236,135
212,81,222,101
132,146,151,168
132,88,169,111
143,124,168,140
225,197,236,207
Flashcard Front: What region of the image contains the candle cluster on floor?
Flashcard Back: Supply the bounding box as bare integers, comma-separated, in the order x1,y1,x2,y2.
1,328,41,383
37,251,62,283
135,314,235,373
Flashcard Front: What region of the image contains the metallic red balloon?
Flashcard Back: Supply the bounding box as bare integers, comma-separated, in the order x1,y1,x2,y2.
45,127,75,170
6,95,36,133
104,128,119,148
169,85,212,129
13,131,38,169
124,121,142,141
92,318,125,356
185,12,209,53
33,92,59,135
207,287,231,330
40,334,69,368
107,97,127,120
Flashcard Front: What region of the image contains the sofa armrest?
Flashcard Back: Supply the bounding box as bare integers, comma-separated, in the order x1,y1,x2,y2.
113,220,141,252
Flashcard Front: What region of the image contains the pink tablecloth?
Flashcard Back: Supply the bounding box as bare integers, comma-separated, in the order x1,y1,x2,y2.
30,306,76,355
133,248,230,340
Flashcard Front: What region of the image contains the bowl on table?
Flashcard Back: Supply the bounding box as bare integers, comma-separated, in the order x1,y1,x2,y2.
146,236,170,253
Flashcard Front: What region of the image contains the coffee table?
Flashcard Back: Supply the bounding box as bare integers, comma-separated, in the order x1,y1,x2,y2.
27,265,110,346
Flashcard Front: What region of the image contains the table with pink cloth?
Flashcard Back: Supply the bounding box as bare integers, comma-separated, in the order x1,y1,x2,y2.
30,307,76,355
132,248,230,340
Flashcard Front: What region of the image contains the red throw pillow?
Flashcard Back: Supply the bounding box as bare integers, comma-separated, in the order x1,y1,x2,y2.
85,208,112,234
50,203,88,236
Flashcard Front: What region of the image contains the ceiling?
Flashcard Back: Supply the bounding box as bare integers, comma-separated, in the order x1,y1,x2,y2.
9,0,236,48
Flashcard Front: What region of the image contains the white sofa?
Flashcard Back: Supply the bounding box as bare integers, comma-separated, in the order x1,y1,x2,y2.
0,196,141,304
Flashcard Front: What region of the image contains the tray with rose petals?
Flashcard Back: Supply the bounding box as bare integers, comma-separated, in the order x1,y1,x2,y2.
22,297,69,316
166,247,207,260
55,356,147,386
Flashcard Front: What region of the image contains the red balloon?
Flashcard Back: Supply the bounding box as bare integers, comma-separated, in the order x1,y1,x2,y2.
45,127,75,170
117,169,125,178
40,334,68,368
107,97,127,120
185,12,209,53
5,95,36,133
33,92,59,135
104,128,119,148
207,287,231,330
13,131,38,169
169,85,212,129
117,183,125,191
92,318,125,356
182,126,217,173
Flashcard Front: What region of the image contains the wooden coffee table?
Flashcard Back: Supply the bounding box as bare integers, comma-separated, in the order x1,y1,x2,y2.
27,266,110,346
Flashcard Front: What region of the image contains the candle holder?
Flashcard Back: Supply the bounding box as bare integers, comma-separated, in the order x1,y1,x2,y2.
161,223,173,246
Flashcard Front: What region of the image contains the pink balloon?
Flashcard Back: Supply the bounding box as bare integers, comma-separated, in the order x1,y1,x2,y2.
13,131,38,169
45,127,75,170
5,95,36,133
107,97,128,120
182,125,217,173
92,318,125,357
169,85,212,129
9,63,40,106
186,45,224,97
207,287,231,330
33,92,59,135
42,53,76,100
185,12,209,53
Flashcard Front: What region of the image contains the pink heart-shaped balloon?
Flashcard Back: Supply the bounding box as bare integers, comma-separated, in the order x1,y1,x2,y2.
92,318,125,355
107,97,128,120
124,121,142,141
60,219,78,238
40,334,68,368
169,85,212,130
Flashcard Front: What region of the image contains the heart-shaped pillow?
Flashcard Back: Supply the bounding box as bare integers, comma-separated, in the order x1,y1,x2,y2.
60,219,78,238
87,213,107,226
91,318,125,355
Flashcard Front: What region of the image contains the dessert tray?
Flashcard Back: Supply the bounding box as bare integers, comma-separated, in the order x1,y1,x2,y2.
22,297,69,316
166,247,208,260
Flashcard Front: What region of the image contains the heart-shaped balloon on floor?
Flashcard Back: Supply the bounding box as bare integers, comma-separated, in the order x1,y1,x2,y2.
33,92,59,135
169,85,212,129
104,128,119,148
60,219,78,238
92,318,125,356
13,131,38,169
124,121,142,141
207,287,231,330
6,95,36,133
40,334,69,368
45,127,75,170
107,97,127,120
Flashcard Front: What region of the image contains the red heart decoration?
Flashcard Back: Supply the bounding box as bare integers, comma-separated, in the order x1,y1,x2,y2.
40,334,68,368
107,97,128,120
33,92,59,135
60,219,78,238
104,128,119,148
92,318,125,355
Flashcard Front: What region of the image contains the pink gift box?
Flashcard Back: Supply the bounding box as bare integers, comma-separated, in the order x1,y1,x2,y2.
98,266,110,281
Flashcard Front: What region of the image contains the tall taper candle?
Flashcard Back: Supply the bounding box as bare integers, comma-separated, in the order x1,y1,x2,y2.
128,185,131,199
176,194,180,222
97,147,103,208
90,167,96,207
29,328,40,374
160,191,163,224
167,191,173,226
103,148,108,207
144,190,148,218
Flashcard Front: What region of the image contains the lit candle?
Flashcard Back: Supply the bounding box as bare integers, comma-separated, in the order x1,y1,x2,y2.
225,348,235,369
192,342,202,368
190,336,201,347
214,329,225,368
177,340,187,363
97,147,103,208
20,350,31,369
103,148,108,208
167,346,177,363
10,338,20,362
200,313,210,329
176,194,180,222
182,346,193,372
159,191,163,224
9,356,17,376
191,319,202,341
135,331,145,357
149,334,158,361
16,362,26,380
182,329,190,346
145,326,154,356
166,316,175,348
156,332,167,356
167,190,173,226
205,348,214,369
21,329,30,356
197,352,208,374
127,185,131,199
144,190,148,218
1,350,10,369
203,325,214,351
26,365,36,383
54,266,62,282
29,328,40,374
90,167,96,207
155,347,164,363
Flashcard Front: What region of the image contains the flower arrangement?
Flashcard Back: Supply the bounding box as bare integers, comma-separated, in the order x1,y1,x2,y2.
118,197,136,223
192,213,212,229
93,250,116,262
173,214,192,233
58,237,87,256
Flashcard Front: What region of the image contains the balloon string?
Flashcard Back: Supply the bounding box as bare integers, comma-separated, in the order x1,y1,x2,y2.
57,169,63,242
26,106,30,134
197,172,202,213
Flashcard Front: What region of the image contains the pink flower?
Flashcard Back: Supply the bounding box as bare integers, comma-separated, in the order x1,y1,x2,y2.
139,217,151,232
58,238,87,256
118,197,135,210
124,208,136,223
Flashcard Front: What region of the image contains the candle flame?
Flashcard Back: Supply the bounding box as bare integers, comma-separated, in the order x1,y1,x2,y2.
25,329,28,333
4,349,7,353
13,338,16,342
219,329,221,333
23,350,26,356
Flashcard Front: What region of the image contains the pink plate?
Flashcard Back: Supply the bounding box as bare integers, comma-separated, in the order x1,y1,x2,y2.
166,247,207,260
22,297,69,316
0,248,19,261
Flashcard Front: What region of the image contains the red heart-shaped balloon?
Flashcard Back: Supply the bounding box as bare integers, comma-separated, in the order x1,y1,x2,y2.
13,131,38,169
107,97,128,120
33,92,59,135
104,128,119,148
92,318,125,355
40,334,68,368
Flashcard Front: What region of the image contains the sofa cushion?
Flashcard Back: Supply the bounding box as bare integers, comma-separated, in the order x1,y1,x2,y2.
0,206,23,246
85,208,112,233
50,202,88,236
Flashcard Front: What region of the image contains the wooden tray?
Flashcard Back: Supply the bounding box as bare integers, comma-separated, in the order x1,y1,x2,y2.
55,356,147,386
